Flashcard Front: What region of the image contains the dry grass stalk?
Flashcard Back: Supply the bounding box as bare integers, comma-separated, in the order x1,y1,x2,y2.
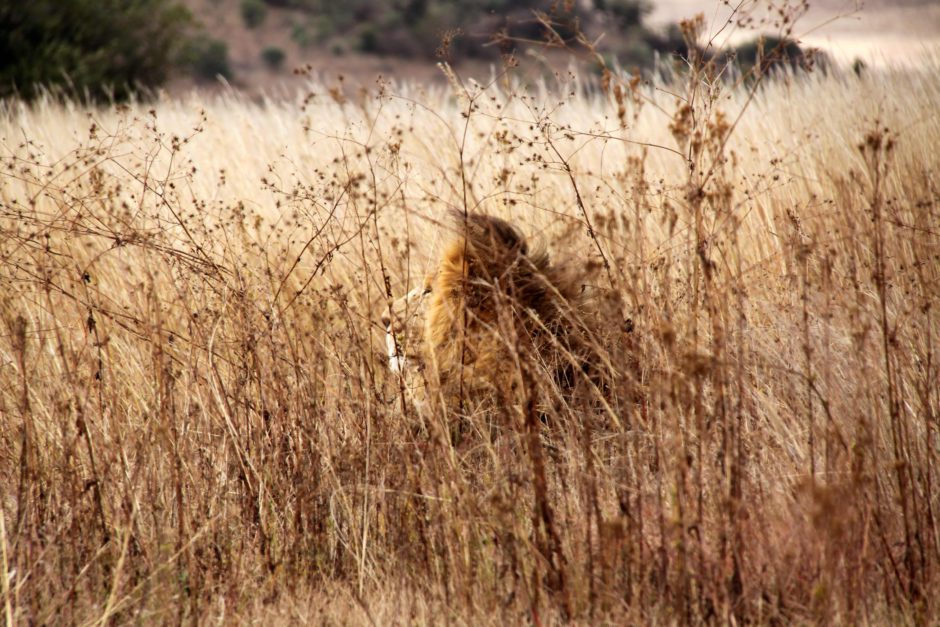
0,5,938,622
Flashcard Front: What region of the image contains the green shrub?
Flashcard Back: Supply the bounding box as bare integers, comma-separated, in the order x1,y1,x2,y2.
291,23,313,48
261,46,286,70
240,0,267,28
0,0,193,102
594,0,650,28
357,26,378,53
183,36,232,81
732,36,806,74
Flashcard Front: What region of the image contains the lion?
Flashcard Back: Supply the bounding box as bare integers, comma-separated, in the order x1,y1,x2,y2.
382,211,598,415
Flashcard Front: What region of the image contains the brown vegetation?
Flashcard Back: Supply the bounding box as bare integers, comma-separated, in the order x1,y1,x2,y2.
1,13,939,624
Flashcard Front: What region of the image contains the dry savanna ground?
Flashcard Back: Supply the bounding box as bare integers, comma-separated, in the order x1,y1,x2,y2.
1,43,939,625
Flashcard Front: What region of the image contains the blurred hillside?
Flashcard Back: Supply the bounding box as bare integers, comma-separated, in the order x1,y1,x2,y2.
173,0,674,93
0,0,690,100
171,0,940,94
4,0,933,101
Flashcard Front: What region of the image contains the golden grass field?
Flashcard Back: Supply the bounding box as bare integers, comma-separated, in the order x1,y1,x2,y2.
1,46,939,624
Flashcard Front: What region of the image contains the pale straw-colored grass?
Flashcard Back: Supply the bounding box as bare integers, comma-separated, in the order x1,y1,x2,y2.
0,56,938,623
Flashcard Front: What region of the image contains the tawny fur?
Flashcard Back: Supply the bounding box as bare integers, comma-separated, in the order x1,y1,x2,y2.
385,212,591,408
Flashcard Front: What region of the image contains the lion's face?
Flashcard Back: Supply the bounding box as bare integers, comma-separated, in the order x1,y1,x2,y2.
382,275,433,375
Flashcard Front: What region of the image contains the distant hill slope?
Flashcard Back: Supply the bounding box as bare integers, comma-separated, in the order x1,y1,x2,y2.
172,0,670,94
176,0,938,96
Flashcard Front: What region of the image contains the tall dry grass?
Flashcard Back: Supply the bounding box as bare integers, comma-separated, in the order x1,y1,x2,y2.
1,44,938,624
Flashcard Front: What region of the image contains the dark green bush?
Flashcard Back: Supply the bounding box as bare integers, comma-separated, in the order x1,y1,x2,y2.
291,22,313,48
731,36,806,74
0,0,192,102
184,36,232,81
261,46,286,69
357,26,378,54
594,0,650,28
241,0,267,28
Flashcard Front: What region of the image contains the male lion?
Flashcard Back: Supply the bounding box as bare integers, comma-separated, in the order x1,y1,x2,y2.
382,212,596,413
